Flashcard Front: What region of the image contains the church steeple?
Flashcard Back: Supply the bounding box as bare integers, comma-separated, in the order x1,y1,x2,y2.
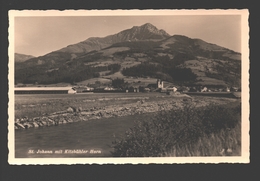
157,79,163,88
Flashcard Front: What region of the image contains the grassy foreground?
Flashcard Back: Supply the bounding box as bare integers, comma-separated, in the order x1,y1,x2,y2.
111,102,241,157
165,122,241,156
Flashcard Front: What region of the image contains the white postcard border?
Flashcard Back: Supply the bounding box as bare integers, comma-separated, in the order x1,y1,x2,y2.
8,9,250,164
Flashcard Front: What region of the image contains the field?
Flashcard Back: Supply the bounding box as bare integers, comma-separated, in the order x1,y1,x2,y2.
15,92,239,120
15,92,168,119
15,92,241,157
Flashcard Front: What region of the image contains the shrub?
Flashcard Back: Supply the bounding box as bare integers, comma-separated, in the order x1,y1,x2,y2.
111,103,241,157
199,104,239,134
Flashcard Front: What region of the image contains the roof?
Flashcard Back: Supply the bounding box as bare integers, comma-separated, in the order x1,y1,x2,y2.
14,87,74,91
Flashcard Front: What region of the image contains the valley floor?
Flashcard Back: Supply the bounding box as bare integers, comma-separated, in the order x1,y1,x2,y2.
14,92,240,129
14,92,241,158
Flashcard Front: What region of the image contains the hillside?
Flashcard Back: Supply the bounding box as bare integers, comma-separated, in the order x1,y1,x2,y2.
15,53,35,62
75,35,241,86
15,23,170,69
15,23,241,87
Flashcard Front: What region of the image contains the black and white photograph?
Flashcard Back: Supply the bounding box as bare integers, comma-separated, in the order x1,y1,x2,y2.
8,10,249,164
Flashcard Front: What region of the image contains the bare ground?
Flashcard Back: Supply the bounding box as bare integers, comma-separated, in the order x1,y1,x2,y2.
14,93,240,129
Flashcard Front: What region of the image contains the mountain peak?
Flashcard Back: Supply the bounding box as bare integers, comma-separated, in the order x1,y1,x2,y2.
140,23,156,28
140,23,158,32
132,23,157,31
56,23,171,54
130,23,170,38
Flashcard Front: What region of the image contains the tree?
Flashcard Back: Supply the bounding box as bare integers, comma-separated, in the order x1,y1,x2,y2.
112,78,125,88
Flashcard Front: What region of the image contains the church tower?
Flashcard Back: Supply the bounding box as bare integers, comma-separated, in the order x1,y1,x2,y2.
157,79,163,88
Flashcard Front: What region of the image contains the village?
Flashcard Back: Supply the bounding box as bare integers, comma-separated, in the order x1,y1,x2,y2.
15,78,241,95
75,79,241,94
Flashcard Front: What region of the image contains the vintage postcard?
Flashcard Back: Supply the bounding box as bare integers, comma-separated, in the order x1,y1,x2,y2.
8,9,249,164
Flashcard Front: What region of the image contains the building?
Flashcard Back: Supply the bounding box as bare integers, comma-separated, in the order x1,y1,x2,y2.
200,87,208,92
104,87,115,91
160,87,177,93
143,88,150,92
147,79,164,91
14,87,77,94
157,79,164,88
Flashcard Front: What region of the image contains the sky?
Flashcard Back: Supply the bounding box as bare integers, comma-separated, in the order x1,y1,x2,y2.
15,15,241,57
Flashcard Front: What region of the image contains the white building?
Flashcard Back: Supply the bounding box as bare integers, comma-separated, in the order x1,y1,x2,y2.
157,79,164,88
14,87,77,94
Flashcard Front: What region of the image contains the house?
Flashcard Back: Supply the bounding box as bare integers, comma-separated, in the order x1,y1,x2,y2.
104,87,115,91
144,88,150,92
201,87,208,92
226,87,230,92
160,86,177,93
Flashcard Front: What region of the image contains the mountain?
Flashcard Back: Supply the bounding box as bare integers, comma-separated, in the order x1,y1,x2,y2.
16,23,171,69
58,23,170,54
15,53,35,62
15,23,241,87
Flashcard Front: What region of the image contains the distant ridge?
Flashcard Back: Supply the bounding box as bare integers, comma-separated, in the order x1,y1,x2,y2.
15,53,35,62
